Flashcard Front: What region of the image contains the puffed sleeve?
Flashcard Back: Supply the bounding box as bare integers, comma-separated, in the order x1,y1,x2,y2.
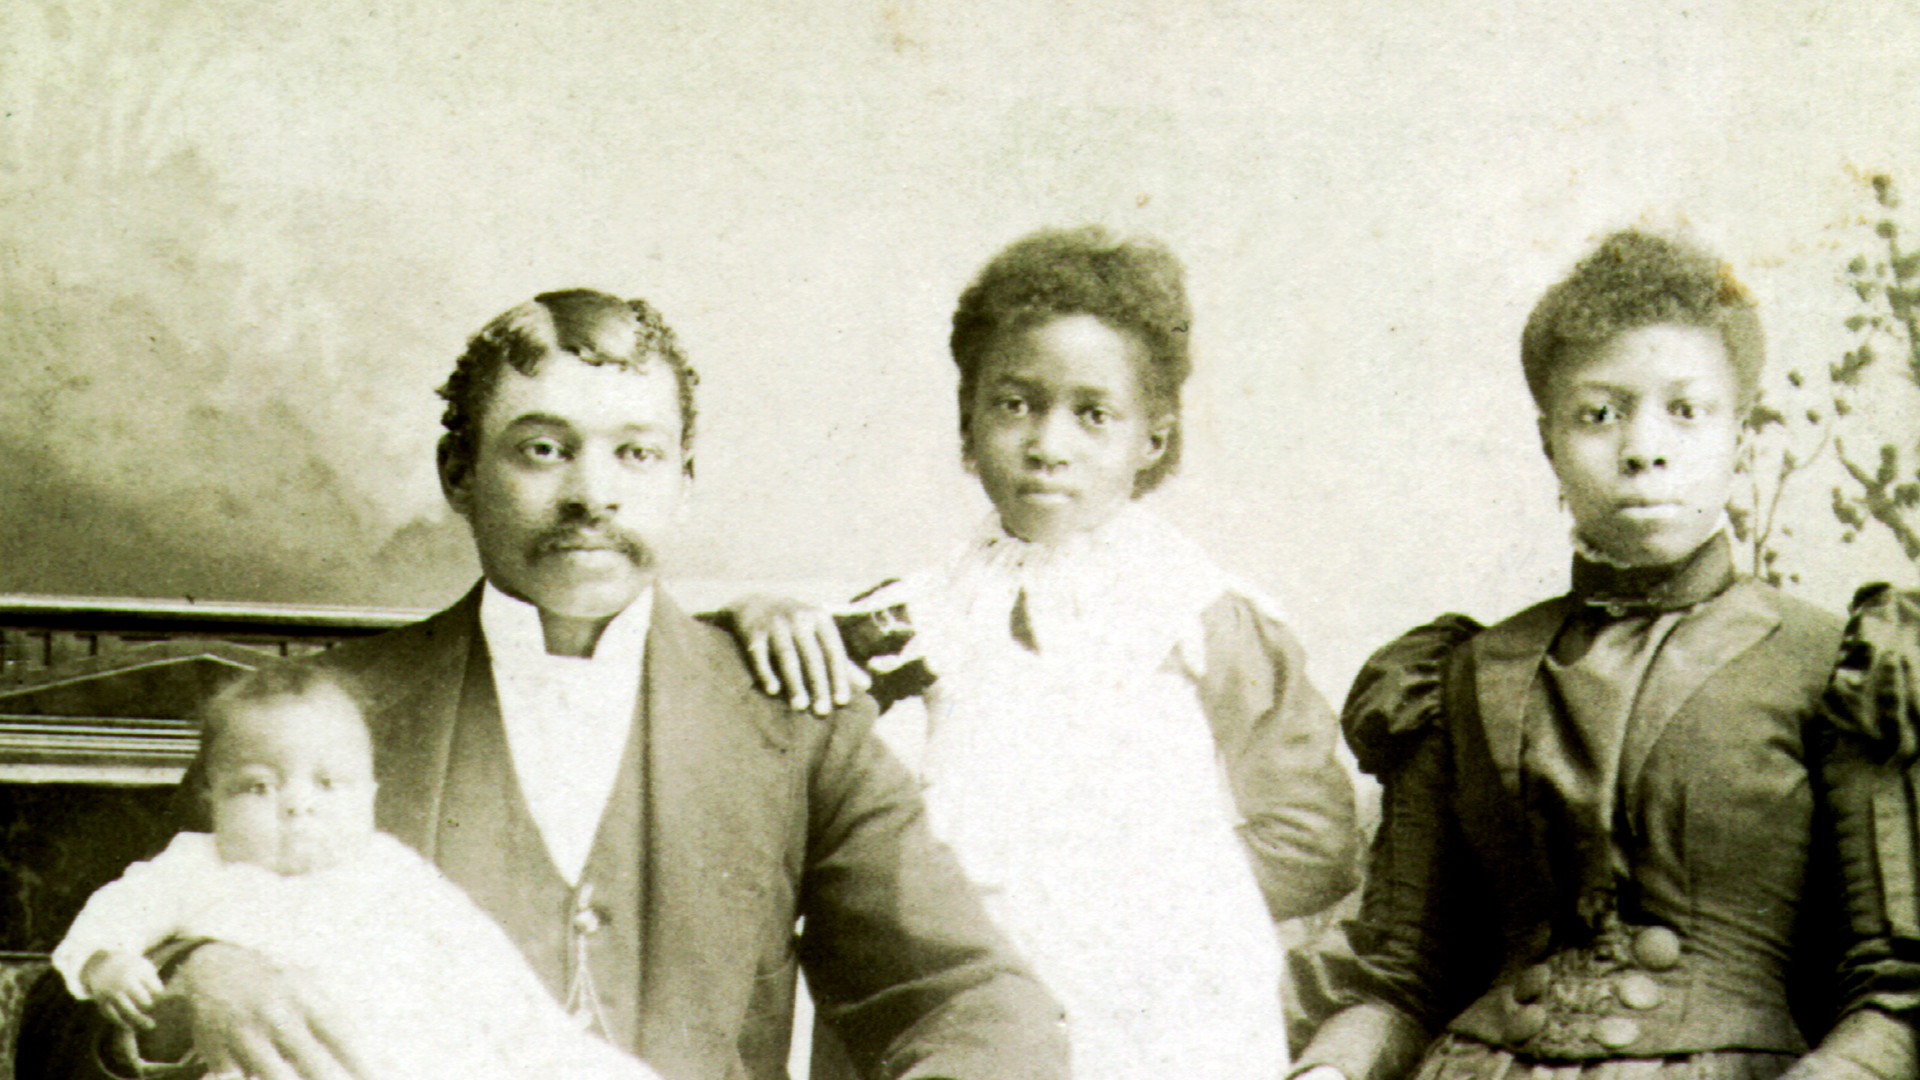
1343,613,1483,777
1806,583,1920,1077
1196,593,1362,922
1293,615,1490,1080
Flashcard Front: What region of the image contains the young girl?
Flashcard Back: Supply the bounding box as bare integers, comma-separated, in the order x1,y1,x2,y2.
53,664,663,1080
1288,230,1918,1080
733,226,1359,1080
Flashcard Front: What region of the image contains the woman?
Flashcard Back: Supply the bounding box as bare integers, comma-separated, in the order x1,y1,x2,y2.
1289,231,1918,1080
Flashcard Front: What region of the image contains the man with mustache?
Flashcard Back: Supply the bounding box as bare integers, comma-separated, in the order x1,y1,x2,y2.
41,290,1065,1080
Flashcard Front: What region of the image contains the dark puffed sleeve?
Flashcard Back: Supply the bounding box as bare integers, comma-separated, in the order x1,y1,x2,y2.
1810,583,1920,1076
1342,614,1483,778
1196,594,1363,923
1293,615,1489,1080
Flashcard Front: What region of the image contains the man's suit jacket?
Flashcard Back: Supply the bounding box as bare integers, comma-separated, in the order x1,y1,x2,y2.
316,585,1066,1080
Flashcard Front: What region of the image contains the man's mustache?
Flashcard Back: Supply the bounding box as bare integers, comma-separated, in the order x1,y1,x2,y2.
526,522,654,567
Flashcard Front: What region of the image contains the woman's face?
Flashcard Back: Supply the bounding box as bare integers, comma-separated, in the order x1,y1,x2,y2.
1539,323,1743,567
964,314,1169,545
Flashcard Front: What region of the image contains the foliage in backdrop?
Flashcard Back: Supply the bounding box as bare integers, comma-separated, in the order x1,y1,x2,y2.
1735,173,1920,586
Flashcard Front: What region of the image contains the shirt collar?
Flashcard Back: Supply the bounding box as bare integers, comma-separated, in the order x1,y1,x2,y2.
478,581,653,670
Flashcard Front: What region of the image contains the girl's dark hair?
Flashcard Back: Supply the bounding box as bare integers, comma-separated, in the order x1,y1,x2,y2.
438,289,700,482
1521,230,1764,413
950,226,1192,494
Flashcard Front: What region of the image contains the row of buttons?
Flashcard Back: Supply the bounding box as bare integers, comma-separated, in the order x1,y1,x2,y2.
1497,925,1681,1055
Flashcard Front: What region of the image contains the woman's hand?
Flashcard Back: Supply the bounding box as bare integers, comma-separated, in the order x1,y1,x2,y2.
1777,1051,1886,1080
726,594,871,715
170,943,372,1080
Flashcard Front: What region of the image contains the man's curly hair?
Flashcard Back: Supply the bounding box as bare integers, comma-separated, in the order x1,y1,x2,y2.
950,226,1192,495
438,289,699,480
1521,230,1764,414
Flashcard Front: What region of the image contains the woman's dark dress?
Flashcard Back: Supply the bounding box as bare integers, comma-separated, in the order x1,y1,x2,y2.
1295,536,1918,1080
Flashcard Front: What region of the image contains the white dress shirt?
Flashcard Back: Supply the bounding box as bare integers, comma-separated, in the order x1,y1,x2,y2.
479,583,651,885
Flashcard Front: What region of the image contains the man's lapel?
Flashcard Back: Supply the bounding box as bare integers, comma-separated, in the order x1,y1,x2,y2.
639,590,796,1071
355,586,479,859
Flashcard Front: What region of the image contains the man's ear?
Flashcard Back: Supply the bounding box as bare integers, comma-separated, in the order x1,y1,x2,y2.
437,435,472,518
1536,414,1555,464
959,420,979,476
1144,415,1173,464
673,464,694,524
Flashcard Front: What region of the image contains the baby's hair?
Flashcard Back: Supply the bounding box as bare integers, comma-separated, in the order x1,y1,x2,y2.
198,663,369,771
950,226,1192,495
1521,230,1764,414
438,289,700,482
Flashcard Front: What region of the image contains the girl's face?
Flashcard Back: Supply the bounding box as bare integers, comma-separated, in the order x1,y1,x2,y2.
964,313,1170,545
1539,323,1743,567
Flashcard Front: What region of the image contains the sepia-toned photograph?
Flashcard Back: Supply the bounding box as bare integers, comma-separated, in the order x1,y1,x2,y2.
3,2,1919,1078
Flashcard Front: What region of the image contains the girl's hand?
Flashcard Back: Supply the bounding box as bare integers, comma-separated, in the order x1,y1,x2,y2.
83,950,163,1031
725,594,872,715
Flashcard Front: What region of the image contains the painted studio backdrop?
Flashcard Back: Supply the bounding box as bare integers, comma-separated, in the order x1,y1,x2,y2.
5,0,1920,693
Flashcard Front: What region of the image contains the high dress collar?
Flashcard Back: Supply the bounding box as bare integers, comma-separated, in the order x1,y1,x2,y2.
1570,530,1737,619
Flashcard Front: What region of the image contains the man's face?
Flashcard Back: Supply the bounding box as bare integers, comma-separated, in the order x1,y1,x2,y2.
443,354,689,621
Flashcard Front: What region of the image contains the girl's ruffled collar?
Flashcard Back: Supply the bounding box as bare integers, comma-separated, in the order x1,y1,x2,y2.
888,505,1283,679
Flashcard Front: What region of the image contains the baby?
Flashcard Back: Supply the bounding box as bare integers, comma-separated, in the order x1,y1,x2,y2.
52,662,661,1080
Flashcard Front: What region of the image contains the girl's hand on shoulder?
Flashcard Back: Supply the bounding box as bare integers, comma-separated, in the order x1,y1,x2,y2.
724,594,872,716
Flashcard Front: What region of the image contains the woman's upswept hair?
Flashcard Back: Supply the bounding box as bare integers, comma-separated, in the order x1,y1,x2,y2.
438,289,700,480
1521,230,1764,413
950,226,1192,494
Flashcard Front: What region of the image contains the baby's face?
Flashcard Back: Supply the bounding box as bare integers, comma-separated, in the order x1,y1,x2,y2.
206,686,377,875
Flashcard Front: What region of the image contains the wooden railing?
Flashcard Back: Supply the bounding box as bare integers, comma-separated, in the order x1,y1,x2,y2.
0,595,422,786
0,595,426,968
